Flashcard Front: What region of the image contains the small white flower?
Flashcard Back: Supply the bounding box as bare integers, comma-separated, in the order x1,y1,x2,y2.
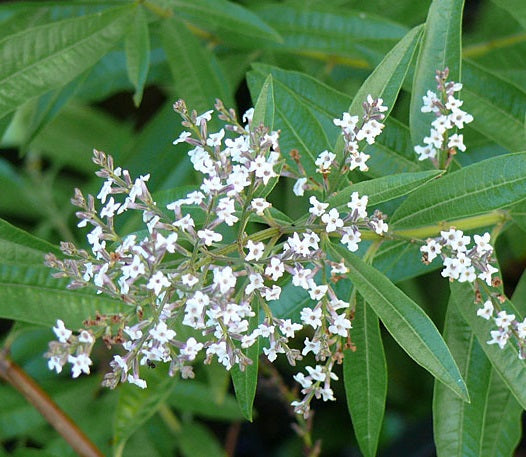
420,239,442,262
328,314,352,337
68,354,92,378
348,192,368,220
53,320,72,343
293,177,308,196
251,198,271,216
127,374,147,389
147,271,170,296
448,133,466,152
173,131,191,145
265,257,285,281
321,208,343,233
309,196,329,217
149,321,176,344
300,307,322,329
198,229,222,246
476,300,494,320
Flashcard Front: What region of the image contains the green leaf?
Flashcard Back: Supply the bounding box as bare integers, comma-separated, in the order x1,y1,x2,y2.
0,4,135,118
433,297,493,457
114,370,176,457
231,298,260,421
348,24,423,120
328,170,442,209
168,0,282,47
462,60,526,152
410,0,464,146
176,421,225,457
252,74,275,130
450,281,526,409
0,263,125,328
125,6,150,107
490,0,526,29
344,295,387,457
161,17,233,112
168,381,243,420
391,152,526,228
330,244,468,401
253,4,408,62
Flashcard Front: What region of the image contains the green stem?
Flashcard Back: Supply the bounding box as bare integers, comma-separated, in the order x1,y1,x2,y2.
158,404,182,434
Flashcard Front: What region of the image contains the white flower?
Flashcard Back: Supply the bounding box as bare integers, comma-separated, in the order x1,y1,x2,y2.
127,374,147,389
305,365,326,382
414,144,437,161
251,198,271,216
448,109,473,129
309,284,328,301
431,115,452,134
341,227,361,252
213,266,237,294
300,307,322,329
48,356,64,374
196,109,213,125
250,156,277,185
424,129,443,149
100,197,121,219
321,208,343,233
328,314,352,337
348,151,370,172
206,129,225,147
334,112,359,134
476,300,494,320
265,257,284,281
495,311,515,330
478,264,499,286
149,321,176,344
173,214,195,232
245,240,265,262
173,131,191,145
448,133,466,152
53,320,72,343
262,285,282,301
181,337,204,360
302,337,321,356
474,233,492,254
279,319,302,338
487,329,510,350
309,196,329,217
348,192,368,220
68,354,92,378
421,90,439,113
293,372,313,389
78,330,94,344
245,273,264,295
420,239,442,262
198,229,222,246
356,119,384,144
147,271,170,296
293,177,307,196
315,150,336,173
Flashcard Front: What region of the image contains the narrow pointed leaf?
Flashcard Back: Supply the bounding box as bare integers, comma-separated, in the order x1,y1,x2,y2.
391,152,526,228
344,295,387,457
348,24,423,120
328,170,442,209
125,6,150,107
433,297,493,457
0,4,134,118
330,244,468,401
251,74,275,130
450,281,526,408
161,17,233,112
410,0,464,146
168,0,282,47
462,60,526,152
231,298,260,421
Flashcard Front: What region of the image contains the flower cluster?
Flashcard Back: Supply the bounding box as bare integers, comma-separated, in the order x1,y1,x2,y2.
414,68,473,166
420,229,497,285
45,97,390,417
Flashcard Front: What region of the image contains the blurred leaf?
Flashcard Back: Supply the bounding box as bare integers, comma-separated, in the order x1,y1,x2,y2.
0,4,135,118
253,4,408,62
462,60,526,152
161,17,233,113
490,0,526,28
114,370,176,457
450,281,526,409
125,6,150,107
231,298,260,421
23,71,88,146
410,0,464,146
331,244,468,401
391,152,526,228
168,380,243,420
176,421,225,457
169,0,282,47
31,102,133,174
344,295,387,457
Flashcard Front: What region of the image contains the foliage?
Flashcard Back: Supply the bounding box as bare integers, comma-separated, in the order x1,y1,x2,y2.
0,1,525,456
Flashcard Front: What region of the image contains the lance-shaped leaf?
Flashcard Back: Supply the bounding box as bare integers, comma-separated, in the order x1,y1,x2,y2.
462,60,526,152
161,17,233,112
391,152,526,228
251,74,275,130
450,281,526,409
168,0,282,47
330,244,468,401
490,0,526,29
328,169,442,209
433,297,493,457
231,297,260,421
347,24,423,121
410,0,464,146
0,4,134,118
344,295,387,457
125,5,150,107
